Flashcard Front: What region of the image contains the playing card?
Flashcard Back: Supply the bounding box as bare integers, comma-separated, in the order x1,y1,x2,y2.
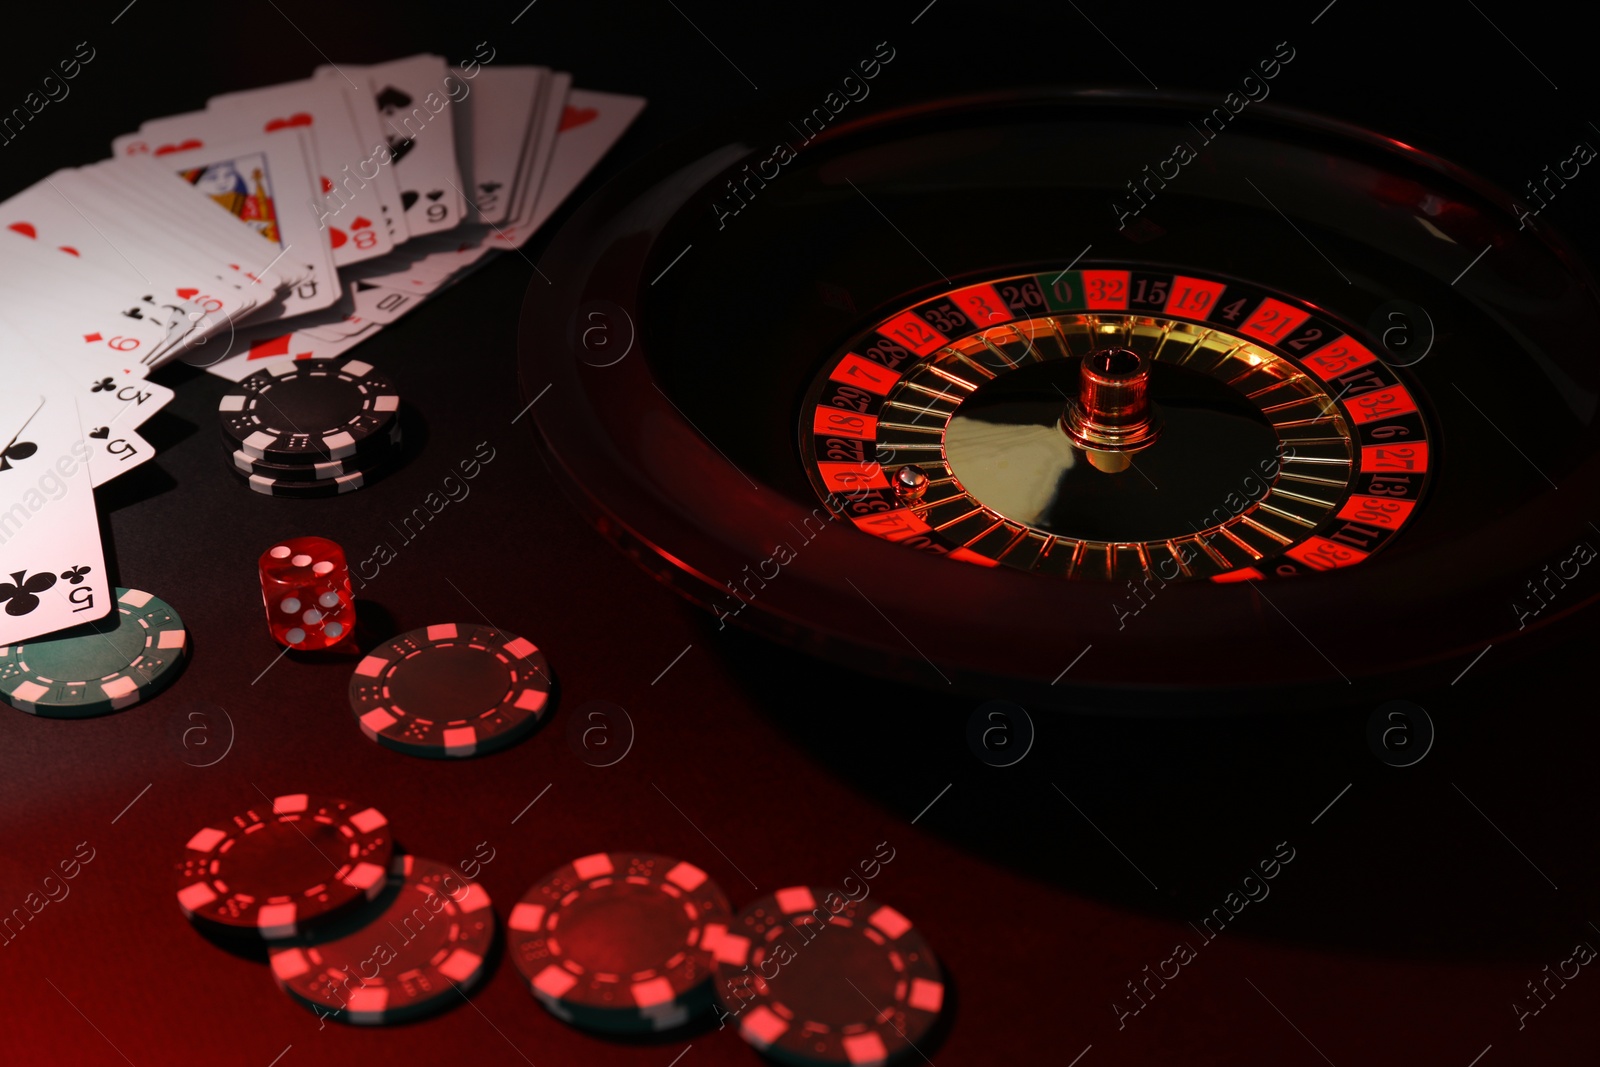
471,71,570,252
331,78,634,296
501,72,570,243
83,425,154,487
339,226,495,294
201,322,374,381
272,285,362,342
0,243,175,376
3,317,164,489
0,325,113,642
80,157,304,290
0,177,262,365
316,56,467,237
12,167,275,294
297,279,430,341
340,81,644,300
0,221,250,376
71,62,653,378
77,374,174,432
456,66,545,225
204,79,397,267
526,89,646,235
110,124,341,323
161,134,340,319
346,279,428,326
349,80,548,289
318,76,411,246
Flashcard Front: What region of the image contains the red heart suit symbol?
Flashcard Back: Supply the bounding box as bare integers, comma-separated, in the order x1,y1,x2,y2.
8,222,37,239
176,288,199,299
329,228,348,249
351,217,371,230
560,106,598,132
265,113,313,131
154,139,203,156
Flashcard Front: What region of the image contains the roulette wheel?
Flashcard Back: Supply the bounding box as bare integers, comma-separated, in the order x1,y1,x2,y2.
520,89,1600,706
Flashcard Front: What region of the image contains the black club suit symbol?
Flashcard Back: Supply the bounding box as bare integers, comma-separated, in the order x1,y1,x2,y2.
0,570,58,617
91,377,116,393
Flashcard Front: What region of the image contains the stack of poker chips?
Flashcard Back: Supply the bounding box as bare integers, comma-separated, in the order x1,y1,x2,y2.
174,793,497,1026
219,359,402,497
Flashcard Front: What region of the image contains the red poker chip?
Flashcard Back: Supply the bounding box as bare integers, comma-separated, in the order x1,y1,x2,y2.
713,887,946,1066
174,794,393,940
270,855,496,1025
508,851,733,1033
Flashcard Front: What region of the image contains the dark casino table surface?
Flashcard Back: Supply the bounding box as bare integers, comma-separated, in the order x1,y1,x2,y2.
3,3,1598,1064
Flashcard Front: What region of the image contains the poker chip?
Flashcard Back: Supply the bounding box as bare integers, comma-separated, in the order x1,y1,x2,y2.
230,422,401,481
218,359,399,463
223,456,380,498
713,887,945,1067
217,420,400,469
508,852,732,1034
270,855,496,1025
175,794,393,941
348,623,554,759
0,587,187,718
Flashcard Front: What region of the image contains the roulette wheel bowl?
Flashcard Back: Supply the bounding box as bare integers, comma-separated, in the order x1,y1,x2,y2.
519,88,1600,710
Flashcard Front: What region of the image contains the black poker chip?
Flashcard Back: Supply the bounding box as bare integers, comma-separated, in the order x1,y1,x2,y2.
348,623,554,758
174,793,394,941
713,887,946,1066
218,359,399,463
508,852,733,1033
229,422,401,481
269,855,496,1025
222,453,393,497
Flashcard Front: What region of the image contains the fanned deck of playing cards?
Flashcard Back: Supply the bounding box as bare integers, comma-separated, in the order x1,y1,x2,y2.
0,53,643,642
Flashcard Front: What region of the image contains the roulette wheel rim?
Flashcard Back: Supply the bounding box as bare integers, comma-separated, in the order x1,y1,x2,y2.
519,88,1600,703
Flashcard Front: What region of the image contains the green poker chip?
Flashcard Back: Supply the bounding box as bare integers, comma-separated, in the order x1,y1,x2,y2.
1,588,188,718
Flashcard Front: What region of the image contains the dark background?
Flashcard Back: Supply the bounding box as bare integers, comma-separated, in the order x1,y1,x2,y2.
2,2,1597,1065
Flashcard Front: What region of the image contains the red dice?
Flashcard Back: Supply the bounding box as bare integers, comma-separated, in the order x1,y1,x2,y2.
258,537,355,650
